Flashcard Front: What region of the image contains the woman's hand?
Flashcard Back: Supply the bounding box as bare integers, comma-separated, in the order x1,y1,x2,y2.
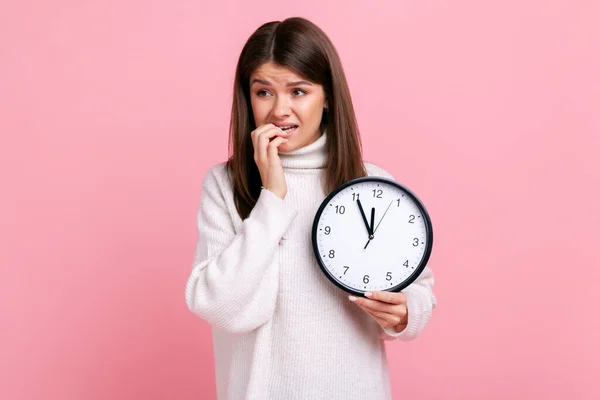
251,123,289,199
349,291,408,333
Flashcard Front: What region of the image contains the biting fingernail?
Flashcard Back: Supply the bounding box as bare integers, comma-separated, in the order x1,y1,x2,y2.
348,295,357,302
365,292,373,297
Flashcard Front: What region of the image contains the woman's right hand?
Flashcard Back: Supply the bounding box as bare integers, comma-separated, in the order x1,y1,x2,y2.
251,123,289,199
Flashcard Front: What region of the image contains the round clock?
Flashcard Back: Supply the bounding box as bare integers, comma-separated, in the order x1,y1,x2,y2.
311,176,433,296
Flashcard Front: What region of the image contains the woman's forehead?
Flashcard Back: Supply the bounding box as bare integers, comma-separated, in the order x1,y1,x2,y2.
250,62,311,85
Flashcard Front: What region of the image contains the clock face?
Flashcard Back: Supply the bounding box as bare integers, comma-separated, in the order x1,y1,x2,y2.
311,177,433,295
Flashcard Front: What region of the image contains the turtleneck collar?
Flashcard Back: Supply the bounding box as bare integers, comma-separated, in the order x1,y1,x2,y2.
279,131,328,170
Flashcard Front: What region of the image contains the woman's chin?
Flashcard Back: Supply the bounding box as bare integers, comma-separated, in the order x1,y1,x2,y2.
278,140,293,152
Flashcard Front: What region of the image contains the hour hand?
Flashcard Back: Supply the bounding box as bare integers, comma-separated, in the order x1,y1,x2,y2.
356,199,373,237
363,207,376,249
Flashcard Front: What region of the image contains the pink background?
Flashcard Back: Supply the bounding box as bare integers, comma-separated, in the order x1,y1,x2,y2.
2,0,599,399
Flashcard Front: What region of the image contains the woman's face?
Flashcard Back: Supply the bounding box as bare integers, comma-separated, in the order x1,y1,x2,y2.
249,61,327,152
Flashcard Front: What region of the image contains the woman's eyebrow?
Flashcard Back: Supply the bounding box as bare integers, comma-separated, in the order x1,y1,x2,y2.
250,78,271,86
250,79,313,87
286,81,312,87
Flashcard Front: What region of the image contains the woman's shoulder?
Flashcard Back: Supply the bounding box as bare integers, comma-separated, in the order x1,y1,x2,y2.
363,161,395,180
205,161,229,178
201,162,233,194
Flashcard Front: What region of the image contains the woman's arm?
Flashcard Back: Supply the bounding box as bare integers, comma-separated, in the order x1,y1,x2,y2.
185,165,297,333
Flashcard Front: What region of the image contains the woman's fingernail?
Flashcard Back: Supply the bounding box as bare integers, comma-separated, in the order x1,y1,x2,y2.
348,295,357,302
365,292,373,297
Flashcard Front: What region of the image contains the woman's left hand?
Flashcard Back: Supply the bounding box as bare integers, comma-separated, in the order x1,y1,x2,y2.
349,291,408,333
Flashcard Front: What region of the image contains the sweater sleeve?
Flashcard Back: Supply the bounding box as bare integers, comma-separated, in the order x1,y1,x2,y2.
363,161,438,341
185,166,298,333
379,266,437,341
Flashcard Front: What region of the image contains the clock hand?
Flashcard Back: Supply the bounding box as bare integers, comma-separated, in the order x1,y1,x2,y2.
364,207,376,250
373,200,393,234
356,199,373,237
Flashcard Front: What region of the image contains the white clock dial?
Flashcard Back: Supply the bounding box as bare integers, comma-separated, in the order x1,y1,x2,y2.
312,177,433,295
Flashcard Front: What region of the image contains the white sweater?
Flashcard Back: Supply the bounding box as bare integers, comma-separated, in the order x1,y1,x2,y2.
185,132,437,399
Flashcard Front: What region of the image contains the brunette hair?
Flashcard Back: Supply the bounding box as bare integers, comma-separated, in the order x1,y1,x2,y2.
226,17,367,220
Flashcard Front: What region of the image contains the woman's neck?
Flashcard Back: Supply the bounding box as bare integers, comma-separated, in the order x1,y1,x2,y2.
278,131,328,170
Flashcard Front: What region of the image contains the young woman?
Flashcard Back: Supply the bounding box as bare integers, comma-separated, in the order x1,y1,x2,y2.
185,17,437,399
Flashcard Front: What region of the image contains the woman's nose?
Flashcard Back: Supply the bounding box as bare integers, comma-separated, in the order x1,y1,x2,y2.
272,96,291,118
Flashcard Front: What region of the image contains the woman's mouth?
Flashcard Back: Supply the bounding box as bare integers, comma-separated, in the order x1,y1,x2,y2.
278,125,298,135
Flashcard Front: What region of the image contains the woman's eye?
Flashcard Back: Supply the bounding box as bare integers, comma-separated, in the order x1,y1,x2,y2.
292,89,306,96
256,90,271,97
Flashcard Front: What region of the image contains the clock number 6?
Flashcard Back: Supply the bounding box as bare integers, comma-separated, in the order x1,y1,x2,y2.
363,275,369,284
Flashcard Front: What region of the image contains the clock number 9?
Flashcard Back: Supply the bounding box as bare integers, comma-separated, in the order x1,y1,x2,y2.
324,226,331,235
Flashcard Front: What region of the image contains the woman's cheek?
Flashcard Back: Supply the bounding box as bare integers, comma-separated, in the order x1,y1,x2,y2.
296,100,318,120
250,101,269,125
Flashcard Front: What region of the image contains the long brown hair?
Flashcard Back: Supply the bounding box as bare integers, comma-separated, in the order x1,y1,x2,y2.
227,17,367,220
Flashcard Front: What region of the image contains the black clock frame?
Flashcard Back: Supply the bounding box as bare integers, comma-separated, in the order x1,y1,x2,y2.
311,176,433,296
